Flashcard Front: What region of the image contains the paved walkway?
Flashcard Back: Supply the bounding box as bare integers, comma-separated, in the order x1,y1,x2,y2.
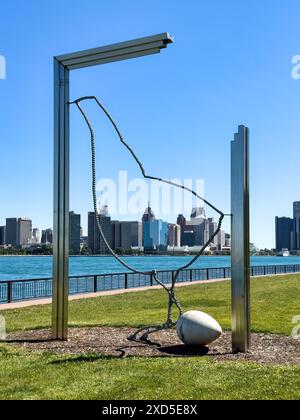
1,272,298,311
0,278,228,311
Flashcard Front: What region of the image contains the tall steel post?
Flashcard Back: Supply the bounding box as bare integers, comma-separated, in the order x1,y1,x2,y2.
52,60,70,340
52,33,174,340
231,125,251,353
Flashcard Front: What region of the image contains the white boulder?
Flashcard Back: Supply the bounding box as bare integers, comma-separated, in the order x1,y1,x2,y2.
176,310,222,346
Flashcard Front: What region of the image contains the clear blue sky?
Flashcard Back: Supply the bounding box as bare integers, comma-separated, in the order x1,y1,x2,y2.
0,0,299,249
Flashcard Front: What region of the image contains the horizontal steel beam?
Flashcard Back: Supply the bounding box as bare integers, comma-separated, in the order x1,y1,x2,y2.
56,33,174,70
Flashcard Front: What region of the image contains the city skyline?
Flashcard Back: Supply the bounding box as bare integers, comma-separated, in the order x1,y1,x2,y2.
0,204,230,253
1,1,300,250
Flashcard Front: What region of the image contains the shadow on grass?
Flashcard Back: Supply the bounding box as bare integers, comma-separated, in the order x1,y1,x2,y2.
48,353,126,365
158,345,209,357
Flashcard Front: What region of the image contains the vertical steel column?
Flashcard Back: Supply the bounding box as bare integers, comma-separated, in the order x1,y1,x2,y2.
52,59,70,340
231,125,251,353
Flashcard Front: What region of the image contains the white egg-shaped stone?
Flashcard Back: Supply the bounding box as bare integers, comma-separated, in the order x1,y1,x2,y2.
176,310,222,346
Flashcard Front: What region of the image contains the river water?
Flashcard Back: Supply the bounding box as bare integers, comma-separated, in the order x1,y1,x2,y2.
1,255,300,281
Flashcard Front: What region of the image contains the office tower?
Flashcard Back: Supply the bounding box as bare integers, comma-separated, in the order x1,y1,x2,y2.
41,229,53,244
191,207,206,219
168,223,181,247
5,218,18,246
225,233,231,247
177,214,186,245
142,203,156,223
275,216,293,251
112,221,143,250
69,211,81,254
217,230,226,251
111,221,121,249
208,218,218,245
130,221,143,248
0,226,6,246
120,222,132,250
293,202,300,250
143,219,168,253
18,218,32,246
32,228,41,244
194,219,209,246
88,212,112,254
181,230,195,247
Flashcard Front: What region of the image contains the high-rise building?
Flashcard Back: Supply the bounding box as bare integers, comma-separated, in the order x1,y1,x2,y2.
120,222,132,250
88,212,112,254
41,229,53,244
177,214,186,245
208,218,218,245
168,223,181,247
130,221,143,248
225,233,231,248
293,202,300,250
5,217,32,247
181,230,195,247
0,226,6,246
190,207,206,219
142,203,156,223
276,216,293,251
217,230,226,251
112,221,121,249
112,221,143,250
18,218,32,246
194,219,209,246
143,219,168,253
69,211,81,254
5,218,18,247
32,228,41,244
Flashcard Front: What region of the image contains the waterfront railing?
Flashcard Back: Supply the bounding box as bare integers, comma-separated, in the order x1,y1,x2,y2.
0,264,299,304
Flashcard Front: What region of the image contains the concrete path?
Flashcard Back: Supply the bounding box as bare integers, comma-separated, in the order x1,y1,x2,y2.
1,272,298,311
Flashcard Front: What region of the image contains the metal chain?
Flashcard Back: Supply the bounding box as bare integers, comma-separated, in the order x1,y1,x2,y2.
70,96,225,332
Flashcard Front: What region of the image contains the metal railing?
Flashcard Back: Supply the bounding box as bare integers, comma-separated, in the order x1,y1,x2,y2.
0,263,299,304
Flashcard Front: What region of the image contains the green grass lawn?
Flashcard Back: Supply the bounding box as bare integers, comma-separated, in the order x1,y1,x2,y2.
0,275,299,400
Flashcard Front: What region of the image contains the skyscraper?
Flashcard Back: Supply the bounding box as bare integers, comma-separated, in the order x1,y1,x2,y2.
275,217,293,251
143,219,168,253
142,203,155,223
112,220,143,250
88,212,112,254
41,229,53,244
168,223,181,247
0,226,6,246
69,211,81,254
293,202,300,250
5,218,18,247
208,218,218,245
130,222,143,248
18,218,32,246
194,219,209,246
217,230,226,251
32,228,41,244
177,214,186,245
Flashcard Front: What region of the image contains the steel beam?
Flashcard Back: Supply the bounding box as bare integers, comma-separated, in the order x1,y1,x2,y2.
231,125,251,353
56,33,174,70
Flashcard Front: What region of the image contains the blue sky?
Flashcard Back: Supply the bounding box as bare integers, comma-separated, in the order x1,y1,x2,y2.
0,0,299,249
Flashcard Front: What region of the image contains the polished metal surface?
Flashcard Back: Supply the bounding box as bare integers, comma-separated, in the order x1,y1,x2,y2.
52,60,70,340
52,34,173,340
56,33,174,70
231,125,251,353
